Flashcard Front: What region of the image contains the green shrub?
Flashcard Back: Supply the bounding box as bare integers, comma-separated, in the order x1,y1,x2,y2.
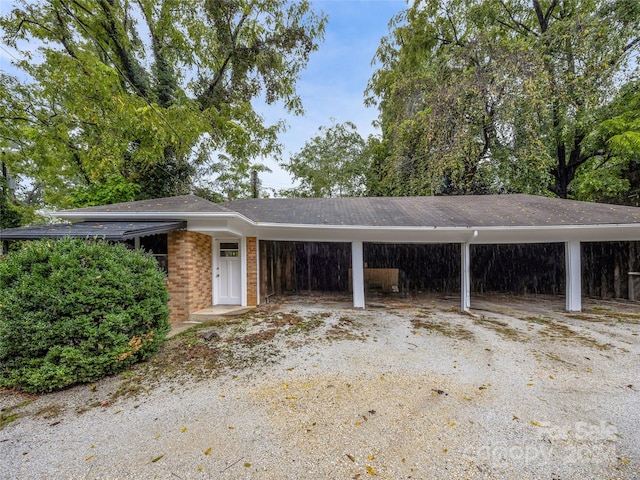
0,238,170,393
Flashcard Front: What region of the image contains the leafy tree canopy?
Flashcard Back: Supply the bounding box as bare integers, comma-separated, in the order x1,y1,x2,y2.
0,0,326,207
280,121,371,197
366,0,640,198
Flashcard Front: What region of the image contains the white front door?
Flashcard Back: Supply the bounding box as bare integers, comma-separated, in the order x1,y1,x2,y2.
216,240,242,305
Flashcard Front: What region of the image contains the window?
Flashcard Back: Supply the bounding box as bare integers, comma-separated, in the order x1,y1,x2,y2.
220,242,239,258
126,234,169,275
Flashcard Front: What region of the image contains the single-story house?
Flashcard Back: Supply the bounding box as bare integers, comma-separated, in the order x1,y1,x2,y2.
2,194,640,323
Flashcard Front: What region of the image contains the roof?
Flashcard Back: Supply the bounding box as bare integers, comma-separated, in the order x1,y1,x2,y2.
0,221,186,241
60,195,231,215
19,194,640,244
225,195,640,227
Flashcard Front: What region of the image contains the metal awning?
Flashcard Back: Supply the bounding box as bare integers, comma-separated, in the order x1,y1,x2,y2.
0,221,187,241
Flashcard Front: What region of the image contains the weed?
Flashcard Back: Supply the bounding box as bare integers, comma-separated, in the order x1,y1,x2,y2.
34,403,64,419
473,317,526,342
411,318,475,341
0,400,32,429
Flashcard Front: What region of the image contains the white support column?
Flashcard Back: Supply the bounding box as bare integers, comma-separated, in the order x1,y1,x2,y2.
352,241,365,309
565,241,582,312
460,242,471,312
240,237,248,307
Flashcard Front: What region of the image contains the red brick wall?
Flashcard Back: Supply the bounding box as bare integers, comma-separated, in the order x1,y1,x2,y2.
246,237,258,306
166,230,212,323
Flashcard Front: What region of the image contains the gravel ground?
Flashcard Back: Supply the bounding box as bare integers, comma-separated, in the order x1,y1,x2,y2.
1,294,639,479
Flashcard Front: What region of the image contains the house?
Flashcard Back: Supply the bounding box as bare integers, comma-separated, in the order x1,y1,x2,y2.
2,194,640,323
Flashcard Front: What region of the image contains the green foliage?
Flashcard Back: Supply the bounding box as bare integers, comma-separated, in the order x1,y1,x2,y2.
0,176,21,229
70,175,141,208
367,0,640,198
0,239,170,393
0,0,326,205
280,122,371,197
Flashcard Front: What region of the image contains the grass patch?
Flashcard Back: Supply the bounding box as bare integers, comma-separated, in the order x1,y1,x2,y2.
473,317,527,342
326,315,367,342
411,317,475,341
0,399,32,429
538,322,612,350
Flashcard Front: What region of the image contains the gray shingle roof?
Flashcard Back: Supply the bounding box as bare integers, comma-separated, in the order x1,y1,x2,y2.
226,195,640,227
61,195,230,215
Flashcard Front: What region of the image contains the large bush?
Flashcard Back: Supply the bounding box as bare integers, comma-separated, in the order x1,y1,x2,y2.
0,238,170,392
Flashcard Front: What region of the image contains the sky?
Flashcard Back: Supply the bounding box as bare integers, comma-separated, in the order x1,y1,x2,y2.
257,0,407,192
0,0,408,193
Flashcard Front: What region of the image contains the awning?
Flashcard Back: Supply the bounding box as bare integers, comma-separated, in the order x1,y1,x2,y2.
0,221,187,241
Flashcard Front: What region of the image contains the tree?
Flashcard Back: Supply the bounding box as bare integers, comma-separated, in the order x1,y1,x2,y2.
280,121,371,197
573,81,640,205
0,0,326,207
366,0,640,198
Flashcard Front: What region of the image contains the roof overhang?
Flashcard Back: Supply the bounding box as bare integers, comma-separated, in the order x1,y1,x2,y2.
0,221,187,242
242,222,640,244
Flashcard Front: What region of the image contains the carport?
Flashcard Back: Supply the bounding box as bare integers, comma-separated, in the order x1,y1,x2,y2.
5,193,640,322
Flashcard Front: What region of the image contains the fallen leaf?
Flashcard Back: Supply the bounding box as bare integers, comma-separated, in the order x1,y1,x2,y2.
530,420,542,427
181,426,187,433
85,455,94,461
204,448,212,455
620,458,630,465
244,462,252,468
151,455,164,463
355,421,362,426
101,402,110,408
346,454,355,462
228,426,235,430
367,455,375,460
198,466,203,471
366,466,375,475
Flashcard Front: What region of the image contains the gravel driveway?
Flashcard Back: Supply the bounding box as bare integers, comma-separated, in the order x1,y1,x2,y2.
1,294,639,479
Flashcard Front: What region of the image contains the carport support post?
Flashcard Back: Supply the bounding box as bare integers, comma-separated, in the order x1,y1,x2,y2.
565,241,582,312
461,242,471,312
352,241,365,309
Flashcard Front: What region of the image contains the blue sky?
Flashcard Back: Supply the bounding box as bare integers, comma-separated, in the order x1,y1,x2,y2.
0,0,407,192
260,0,407,190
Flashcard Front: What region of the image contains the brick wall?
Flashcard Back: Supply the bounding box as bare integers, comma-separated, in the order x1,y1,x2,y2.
246,237,258,306
166,230,212,323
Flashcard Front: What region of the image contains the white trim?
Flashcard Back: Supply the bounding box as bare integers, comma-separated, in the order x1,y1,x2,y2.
460,231,477,311
352,241,365,309
565,241,582,312
461,242,471,311
241,236,247,307
54,208,640,244
256,237,261,305
212,239,217,305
